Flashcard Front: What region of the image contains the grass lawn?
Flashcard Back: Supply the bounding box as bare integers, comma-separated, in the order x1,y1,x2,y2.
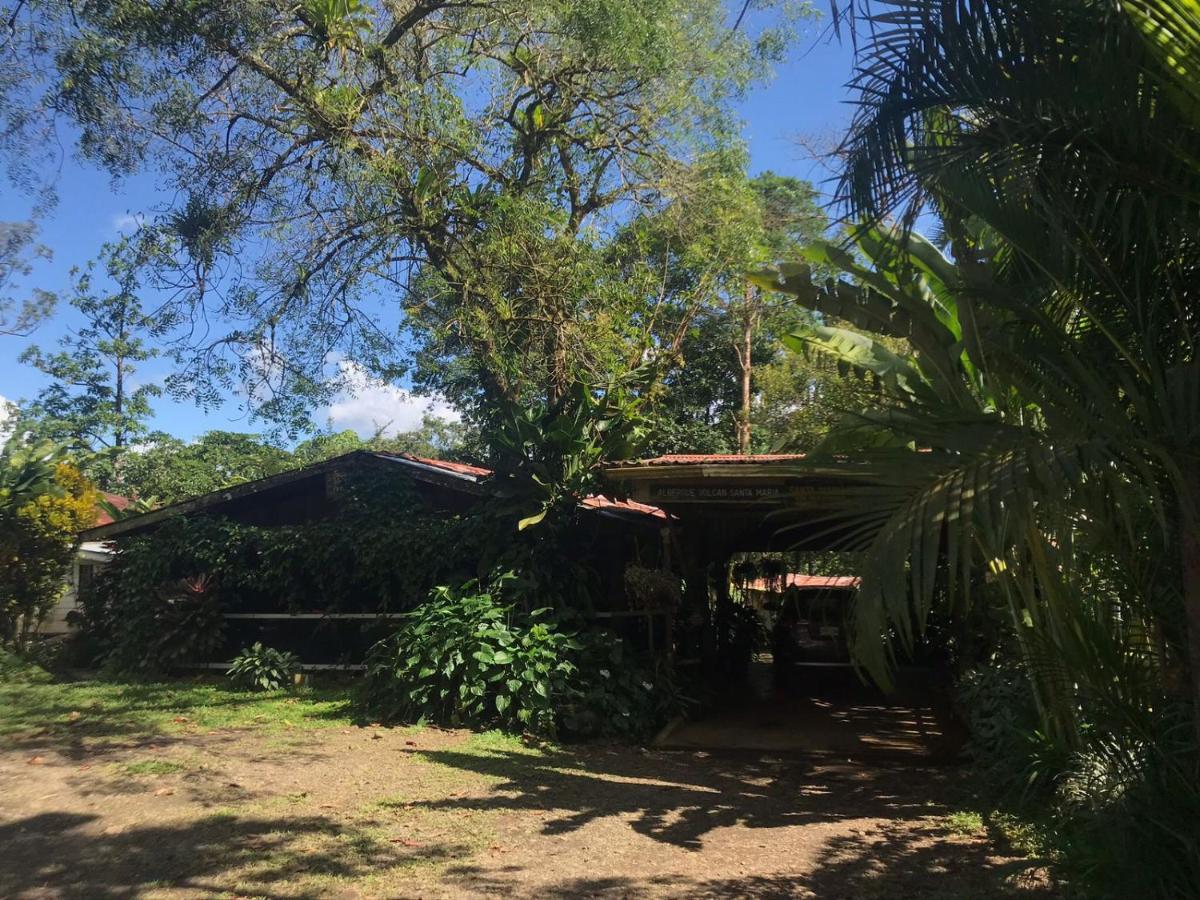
0,664,1057,899
0,654,355,743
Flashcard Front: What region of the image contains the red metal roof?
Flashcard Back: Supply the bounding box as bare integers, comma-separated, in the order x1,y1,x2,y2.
616,453,806,466
744,574,861,592
580,493,670,521
93,492,133,526
393,453,493,478
387,453,670,522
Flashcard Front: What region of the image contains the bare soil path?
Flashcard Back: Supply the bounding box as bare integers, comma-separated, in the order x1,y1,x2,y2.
0,721,1054,899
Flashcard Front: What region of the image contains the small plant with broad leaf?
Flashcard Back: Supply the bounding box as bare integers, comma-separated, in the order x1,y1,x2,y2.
358,575,680,738
227,643,300,692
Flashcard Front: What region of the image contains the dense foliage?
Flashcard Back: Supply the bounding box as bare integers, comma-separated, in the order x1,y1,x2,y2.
358,577,677,739
81,475,472,674
0,441,97,650
756,1,1200,894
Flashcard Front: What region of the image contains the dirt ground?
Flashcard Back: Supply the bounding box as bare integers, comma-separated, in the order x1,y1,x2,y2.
0,719,1056,899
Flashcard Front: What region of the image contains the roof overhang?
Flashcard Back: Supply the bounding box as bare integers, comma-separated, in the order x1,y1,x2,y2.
603,456,856,510
80,450,669,541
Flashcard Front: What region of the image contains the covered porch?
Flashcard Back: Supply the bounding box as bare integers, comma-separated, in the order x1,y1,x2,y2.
604,454,959,760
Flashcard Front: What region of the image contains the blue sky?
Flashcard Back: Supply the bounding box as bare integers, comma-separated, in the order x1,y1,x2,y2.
0,17,858,445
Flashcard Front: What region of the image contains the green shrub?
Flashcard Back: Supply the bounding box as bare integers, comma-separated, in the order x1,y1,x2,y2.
358,576,679,739
955,658,1051,793
0,645,52,683
957,660,1200,897
226,642,300,691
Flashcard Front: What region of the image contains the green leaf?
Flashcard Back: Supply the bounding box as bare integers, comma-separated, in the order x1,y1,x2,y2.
517,508,548,531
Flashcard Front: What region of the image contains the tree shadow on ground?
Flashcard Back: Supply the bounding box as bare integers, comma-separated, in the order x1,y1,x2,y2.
441,819,1053,898
0,809,469,899
401,743,965,851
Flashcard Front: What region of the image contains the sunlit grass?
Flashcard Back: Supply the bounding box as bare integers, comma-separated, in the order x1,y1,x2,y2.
0,670,354,744
942,809,986,836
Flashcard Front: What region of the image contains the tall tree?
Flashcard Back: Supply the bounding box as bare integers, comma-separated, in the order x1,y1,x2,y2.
19,237,165,486
614,161,832,453
756,7,1199,887
822,0,1200,731
15,0,809,436
733,172,827,452
0,4,60,338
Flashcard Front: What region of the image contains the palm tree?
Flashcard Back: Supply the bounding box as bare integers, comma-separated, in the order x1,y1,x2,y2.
781,0,1199,740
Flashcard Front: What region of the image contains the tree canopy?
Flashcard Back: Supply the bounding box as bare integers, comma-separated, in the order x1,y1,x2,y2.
5,0,810,435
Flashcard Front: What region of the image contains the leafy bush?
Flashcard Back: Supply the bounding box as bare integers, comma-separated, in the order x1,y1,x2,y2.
0,444,98,650
957,659,1200,897
358,576,679,739
955,658,1048,793
227,642,300,691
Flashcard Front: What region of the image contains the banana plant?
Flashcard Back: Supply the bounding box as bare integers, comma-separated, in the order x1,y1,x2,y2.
0,440,65,514
489,364,654,531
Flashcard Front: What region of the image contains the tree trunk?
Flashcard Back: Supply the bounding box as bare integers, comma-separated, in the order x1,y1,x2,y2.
737,282,755,455
114,354,125,449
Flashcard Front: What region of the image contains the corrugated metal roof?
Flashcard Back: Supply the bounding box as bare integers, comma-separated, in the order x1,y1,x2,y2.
580,493,670,521
93,492,133,526
613,453,807,466
381,453,670,521
745,574,861,592
383,452,492,478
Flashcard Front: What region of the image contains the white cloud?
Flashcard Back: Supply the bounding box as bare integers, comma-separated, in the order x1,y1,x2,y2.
324,361,460,437
111,212,143,234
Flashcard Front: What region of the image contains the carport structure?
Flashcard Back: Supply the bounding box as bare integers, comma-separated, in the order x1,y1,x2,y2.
604,453,864,654
604,453,957,759
603,452,859,549
604,453,868,667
